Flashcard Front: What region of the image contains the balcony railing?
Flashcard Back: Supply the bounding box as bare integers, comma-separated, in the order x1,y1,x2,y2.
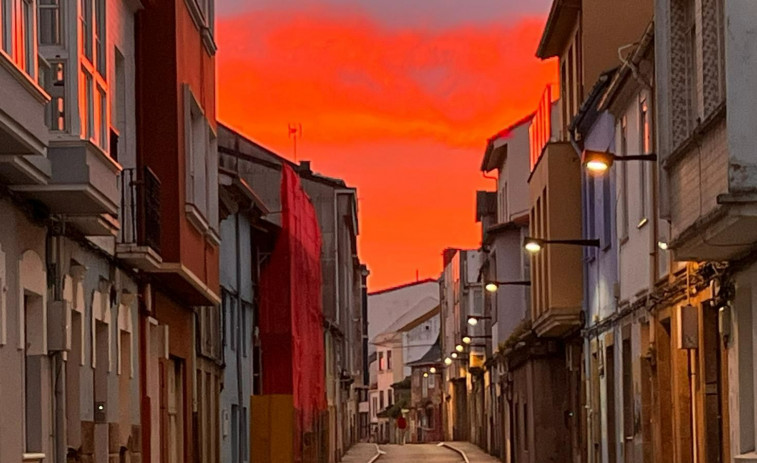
120,166,161,253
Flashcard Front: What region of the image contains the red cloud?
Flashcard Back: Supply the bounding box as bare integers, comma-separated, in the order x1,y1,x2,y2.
217,8,556,289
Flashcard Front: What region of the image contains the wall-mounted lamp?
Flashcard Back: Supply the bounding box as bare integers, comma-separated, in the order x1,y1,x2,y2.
582,149,657,173
467,315,491,326
444,357,452,366
523,236,600,254
485,280,531,293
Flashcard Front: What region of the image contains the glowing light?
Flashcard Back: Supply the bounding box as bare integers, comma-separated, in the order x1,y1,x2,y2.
524,239,543,254
451,352,458,359
429,367,437,374
462,336,471,344
658,241,669,251
485,283,498,293
585,160,610,173
423,372,429,378
455,344,464,352
582,150,614,173
467,316,478,326
444,357,452,366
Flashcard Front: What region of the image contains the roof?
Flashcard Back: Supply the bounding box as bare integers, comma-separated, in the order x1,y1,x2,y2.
218,123,357,191
481,113,534,172
569,68,618,137
406,336,442,367
368,278,438,296
373,298,440,341
396,305,440,333
599,21,655,112
536,0,581,59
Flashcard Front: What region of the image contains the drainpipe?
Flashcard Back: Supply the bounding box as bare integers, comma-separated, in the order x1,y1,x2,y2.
47,222,66,463
235,214,244,426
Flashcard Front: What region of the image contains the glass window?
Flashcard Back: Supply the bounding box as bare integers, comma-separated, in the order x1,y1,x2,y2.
387,350,392,370
619,116,629,240
638,98,650,225
95,0,105,75
39,0,61,45
80,0,92,60
22,0,33,75
1,0,10,53
97,85,107,149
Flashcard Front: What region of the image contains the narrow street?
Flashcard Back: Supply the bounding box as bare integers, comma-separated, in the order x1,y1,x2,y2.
342,442,501,463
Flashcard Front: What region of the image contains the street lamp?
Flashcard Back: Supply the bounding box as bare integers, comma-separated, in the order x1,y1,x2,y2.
455,344,464,352
523,237,600,254
423,372,429,378
444,357,452,366
467,315,491,326
429,367,437,374
451,352,459,359
463,335,491,344
485,280,531,293
582,149,657,174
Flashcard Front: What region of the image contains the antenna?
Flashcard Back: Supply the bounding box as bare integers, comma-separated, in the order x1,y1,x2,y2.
288,123,302,162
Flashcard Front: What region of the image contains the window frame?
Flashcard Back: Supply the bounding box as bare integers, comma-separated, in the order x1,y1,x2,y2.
38,0,61,45
637,96,650,228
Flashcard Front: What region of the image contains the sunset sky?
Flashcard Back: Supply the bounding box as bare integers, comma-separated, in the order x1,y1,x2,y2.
217,0,557,291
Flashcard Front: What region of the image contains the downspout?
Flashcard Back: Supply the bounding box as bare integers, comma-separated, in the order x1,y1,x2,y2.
235,214,244,425
48,222,67,463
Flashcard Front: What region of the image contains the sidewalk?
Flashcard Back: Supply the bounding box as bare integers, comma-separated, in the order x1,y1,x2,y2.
342,443,381,463
443,441,502,462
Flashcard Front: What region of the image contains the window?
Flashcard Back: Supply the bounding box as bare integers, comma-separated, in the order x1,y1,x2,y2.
602,174,612,247
80,0,92,61
1,0,10,53
378,351,384,371
80,68,94,139
388,388,393,406
422,374,428,398
372,397,378,417
498,183,508,223
428,373,435,389
184,85,219,233
94,0,104,74
42,61,66,131
379,390,384,410
22,0,33,74
96,85,107,149
618,116,629,241
39,0,61,45
638,97,650,226
387,350,392,370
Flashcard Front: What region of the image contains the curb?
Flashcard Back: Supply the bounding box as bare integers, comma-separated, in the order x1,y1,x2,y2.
439,442,471,463
367,443,385,463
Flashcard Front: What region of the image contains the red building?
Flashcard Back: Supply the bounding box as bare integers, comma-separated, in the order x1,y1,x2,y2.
131,1,220,461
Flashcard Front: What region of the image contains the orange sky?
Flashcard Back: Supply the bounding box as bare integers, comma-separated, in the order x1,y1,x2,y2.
217,5,556,290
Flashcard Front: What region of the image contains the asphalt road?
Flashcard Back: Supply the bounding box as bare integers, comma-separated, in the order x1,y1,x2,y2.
379,444,463,462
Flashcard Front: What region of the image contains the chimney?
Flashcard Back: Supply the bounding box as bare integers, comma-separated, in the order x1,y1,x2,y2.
299,160,312,174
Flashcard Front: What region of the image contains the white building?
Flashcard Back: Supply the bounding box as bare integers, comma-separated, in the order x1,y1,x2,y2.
367,279,438,442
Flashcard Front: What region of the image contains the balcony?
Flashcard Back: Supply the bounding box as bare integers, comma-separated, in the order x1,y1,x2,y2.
13,140,121,235
0,54,51,186
528,141,584,338
117,167,163,271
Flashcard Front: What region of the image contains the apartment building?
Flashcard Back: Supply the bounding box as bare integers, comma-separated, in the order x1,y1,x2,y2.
439,249,484,443
655,0,755,461
133,1,221,462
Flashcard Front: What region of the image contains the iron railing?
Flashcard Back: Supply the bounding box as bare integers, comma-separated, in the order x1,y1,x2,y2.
120,166,161,253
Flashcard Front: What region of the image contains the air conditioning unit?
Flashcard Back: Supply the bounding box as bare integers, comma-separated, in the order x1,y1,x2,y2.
47,300,71,352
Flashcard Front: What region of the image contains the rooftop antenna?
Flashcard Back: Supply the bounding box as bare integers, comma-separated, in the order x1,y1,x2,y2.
288,123,302,162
